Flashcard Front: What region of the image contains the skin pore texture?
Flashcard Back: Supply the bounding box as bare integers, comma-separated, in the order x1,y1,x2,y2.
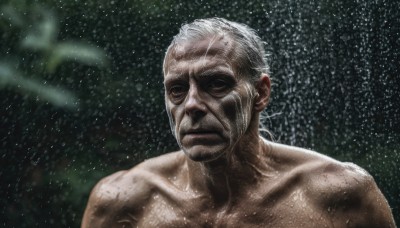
81,29,396,227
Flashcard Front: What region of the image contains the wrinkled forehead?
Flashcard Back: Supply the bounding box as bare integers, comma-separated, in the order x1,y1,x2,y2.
173,35,232,59
163,34,237,75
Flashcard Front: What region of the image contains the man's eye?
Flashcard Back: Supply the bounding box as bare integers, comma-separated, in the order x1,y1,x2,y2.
169,85,187,98
208,79,228,91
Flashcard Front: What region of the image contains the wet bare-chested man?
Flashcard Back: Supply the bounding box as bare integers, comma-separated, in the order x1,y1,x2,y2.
82,18,396,227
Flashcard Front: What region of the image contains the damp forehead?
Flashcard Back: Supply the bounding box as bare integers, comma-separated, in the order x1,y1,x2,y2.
164,60,235,85
173,34,233,59
164,35,239,79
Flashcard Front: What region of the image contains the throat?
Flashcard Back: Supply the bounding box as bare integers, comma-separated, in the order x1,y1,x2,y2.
186,146,267,206
183,119,275,205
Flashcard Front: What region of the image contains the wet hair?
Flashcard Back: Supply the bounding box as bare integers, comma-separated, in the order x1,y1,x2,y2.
164,17,270,83
164,18,275,140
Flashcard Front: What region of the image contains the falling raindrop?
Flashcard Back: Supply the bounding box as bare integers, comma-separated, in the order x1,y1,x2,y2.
0,0,399,227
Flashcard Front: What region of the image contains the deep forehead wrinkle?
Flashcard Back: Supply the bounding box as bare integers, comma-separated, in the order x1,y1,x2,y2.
164,34,239,81
164,59,233,82
172,34,235,61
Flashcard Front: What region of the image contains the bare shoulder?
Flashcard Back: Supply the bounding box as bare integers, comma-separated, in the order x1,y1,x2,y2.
81,151,185,228
269,142,396,227
306,160,396,227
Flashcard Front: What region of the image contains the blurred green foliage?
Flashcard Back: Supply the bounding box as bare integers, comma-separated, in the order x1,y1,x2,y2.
0,2,107,109
0,0,399,227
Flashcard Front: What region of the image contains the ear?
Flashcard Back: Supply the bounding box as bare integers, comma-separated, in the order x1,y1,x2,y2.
254,74,271,112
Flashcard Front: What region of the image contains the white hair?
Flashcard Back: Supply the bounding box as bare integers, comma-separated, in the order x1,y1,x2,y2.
164,17,271,83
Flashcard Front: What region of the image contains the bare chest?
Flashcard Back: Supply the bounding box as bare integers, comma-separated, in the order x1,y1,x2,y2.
137,192,331,228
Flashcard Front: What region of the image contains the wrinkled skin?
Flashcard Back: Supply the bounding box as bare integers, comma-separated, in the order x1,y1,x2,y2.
164,35,257,162
82,35,396,227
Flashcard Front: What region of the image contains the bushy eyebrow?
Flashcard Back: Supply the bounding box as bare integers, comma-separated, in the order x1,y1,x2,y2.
164,73,187,88
164,64,235,86
197,68,235,79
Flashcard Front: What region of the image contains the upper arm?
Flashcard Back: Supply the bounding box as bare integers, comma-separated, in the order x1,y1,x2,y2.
309,162,396,227
354,174,396,227
81,170,153,228
81,178,111,228
338,165,396,227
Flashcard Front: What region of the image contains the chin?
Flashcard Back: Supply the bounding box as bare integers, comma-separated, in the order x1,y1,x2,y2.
182,145,226,162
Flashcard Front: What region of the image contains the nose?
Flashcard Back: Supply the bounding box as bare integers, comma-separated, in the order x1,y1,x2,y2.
184,86,207,119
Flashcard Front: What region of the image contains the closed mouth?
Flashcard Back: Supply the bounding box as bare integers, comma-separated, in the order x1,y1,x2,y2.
182,129,221,138
184,129,219,134
181,129,222,144
186,133,218,137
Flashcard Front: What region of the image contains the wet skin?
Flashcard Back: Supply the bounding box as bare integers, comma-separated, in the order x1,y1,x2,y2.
82,35,396,227
163,35,257,162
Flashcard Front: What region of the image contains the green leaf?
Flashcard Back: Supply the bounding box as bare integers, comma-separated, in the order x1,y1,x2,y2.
20,11,57,51
47,42,108,72
0,4,25,27
0,62,79,109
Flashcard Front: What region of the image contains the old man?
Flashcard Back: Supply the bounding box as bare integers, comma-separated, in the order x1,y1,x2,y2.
82,18,395,227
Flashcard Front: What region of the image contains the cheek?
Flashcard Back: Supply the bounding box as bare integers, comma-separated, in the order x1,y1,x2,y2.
165,102,173,121
220,92,252,135
166,102,179,136
220,96,238,123
166,100,181,121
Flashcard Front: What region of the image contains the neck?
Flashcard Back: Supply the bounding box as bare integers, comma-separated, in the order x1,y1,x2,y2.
185,115,271,206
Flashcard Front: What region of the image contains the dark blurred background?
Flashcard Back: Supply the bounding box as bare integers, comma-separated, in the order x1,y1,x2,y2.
1,0,399,227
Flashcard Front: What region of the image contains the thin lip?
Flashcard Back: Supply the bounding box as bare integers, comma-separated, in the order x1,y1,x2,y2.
182,128,220,135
